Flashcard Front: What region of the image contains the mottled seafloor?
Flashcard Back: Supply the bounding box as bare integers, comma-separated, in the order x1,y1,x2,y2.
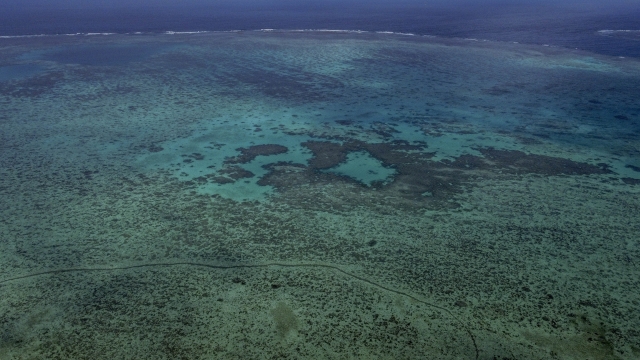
1,32,639,359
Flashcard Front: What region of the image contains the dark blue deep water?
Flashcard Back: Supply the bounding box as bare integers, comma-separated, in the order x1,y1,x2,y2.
2,2,640,57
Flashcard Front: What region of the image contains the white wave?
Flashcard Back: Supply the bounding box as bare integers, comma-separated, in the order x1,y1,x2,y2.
377,31,415,36
5,28,637,44
599,29,640,34
1,32,117,38
286,29,369,34
598,29,640,40
164,31,210,35
0,28,516,45
1,28,422,39
0,34,49,39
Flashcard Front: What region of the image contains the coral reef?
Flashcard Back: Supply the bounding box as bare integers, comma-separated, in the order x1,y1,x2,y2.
225,144,288,164
1,31,639,360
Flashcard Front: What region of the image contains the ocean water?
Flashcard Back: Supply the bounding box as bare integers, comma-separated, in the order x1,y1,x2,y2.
0,4,640,360
2,2,640,57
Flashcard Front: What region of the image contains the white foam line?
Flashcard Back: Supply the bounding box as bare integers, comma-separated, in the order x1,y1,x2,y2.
164,31,210,35
0,28,607,53
276,29,370,34
0,34,49,39
0,28,431,39
1,32,117,38
598,29,640,34
377,31,415,36
259,29,416,36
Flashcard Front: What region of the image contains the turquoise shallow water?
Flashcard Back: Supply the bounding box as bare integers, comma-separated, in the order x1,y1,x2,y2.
0,31,639,359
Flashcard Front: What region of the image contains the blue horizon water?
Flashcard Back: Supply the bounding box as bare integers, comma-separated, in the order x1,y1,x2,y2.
1,2,640,58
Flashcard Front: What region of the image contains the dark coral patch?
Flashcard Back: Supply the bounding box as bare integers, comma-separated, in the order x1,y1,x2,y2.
208,176,235,185
208,166,255,184
597,163,612,171
476,148,612,176
214,67,342,102
82,170,99,180
0,71,64,98
302,141,352,169
446,154,492,171
257,162,317,190
225,144,288,164
302,140,428,171
193,176,208,184
621,178,640,185
265,139,614,210
361,142,432,170
625,164,640,173
219,166,255,180
302,140,459,201
181,153,205,161
371,122,401,138
515,136,543,145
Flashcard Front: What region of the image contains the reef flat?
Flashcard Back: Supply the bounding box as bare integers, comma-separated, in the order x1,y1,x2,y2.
0,31,639,359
